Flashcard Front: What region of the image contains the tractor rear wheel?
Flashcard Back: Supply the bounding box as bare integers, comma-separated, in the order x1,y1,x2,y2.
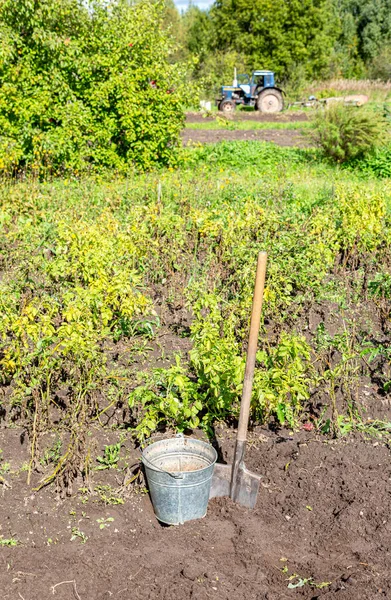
219,100,236,114
257,89,283,113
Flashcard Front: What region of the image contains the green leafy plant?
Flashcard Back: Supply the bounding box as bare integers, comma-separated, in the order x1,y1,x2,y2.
70,527,88,544
0,449,10,475
40,438,62,467
368,272,391,299
253,334,312,427
0,0,188,175
97,517,114,530
352,146,391,178
0,537,19,547
129,356,202,440
96,443,122,471
312,105,388,163
94,485,124,506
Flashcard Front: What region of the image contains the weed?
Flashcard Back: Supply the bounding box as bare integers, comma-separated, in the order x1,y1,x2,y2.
96,443,122,470
287,575,331,589
97,517,114,530
40,439,62,467
94,485,124,505
0,537,19,547
70,527,88,544
312,104,388,163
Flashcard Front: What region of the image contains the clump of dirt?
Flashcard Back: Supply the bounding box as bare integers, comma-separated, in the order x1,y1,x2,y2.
1,426,390,599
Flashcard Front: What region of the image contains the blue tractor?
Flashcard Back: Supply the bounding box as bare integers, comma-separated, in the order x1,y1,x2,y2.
217,70,284,114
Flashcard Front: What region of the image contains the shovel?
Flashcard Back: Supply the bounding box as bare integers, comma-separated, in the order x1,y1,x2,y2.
209,251,267,509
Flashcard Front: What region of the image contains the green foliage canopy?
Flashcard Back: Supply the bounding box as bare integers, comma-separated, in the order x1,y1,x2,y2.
0,0,187,174
209,0,338,79
335,0,391,76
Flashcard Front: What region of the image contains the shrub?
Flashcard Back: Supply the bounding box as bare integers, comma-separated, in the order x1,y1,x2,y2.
0,0,187,174
312,104,387,163
352,146,391,178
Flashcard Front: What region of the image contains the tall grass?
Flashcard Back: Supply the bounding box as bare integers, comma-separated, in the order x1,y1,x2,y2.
307,79,391,102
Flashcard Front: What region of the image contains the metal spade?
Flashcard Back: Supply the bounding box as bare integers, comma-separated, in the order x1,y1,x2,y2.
209,252,267,509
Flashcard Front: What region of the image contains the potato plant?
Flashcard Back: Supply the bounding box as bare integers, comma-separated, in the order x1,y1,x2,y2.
1,141,391,489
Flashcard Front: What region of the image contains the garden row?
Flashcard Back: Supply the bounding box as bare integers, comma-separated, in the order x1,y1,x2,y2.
1,141,391,491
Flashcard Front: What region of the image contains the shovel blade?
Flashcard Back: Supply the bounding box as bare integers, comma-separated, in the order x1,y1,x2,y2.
231,463,261,509
209,463,261,509
209,463,231,499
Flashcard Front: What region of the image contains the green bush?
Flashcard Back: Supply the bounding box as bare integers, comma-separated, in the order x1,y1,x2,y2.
352,146,391,178
312,105,387,163
0,0,187,174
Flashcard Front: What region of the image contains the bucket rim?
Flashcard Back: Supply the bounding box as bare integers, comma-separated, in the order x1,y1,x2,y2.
141,435,218,475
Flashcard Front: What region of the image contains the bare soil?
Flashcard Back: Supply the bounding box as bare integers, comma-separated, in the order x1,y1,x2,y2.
183,110,311,147
182,128,309,148
1,425,390,600
186,112,310,123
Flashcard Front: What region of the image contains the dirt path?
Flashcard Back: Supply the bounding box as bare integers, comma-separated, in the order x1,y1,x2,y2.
1,427,390,599
182,128,309,148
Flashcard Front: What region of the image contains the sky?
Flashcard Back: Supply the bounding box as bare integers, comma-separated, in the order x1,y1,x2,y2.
174,0,214,11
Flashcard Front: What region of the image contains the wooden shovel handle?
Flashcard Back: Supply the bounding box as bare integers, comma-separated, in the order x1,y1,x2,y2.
237,252,267,443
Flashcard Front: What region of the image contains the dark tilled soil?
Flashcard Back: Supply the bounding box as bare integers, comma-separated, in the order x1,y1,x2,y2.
1,427,390,600
182,128,309,147
186,112,310,123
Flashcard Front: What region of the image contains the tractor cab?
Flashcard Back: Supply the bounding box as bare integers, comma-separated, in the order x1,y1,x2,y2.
217,70,284,114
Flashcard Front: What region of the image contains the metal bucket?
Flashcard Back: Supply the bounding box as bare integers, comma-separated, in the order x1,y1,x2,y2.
142,435,217,525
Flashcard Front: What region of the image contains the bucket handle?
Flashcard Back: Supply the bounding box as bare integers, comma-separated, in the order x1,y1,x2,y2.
142,453,184,479
142,433,185,479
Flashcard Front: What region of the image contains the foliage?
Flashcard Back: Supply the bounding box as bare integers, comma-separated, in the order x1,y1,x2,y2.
129,356,202,439
334,183,386,254
368,272,391,300
312,105,388,163
40,438,62,467
209,0,338,80
368,46,391,80
164,0,391,97
130,310,313,438
97,516,114,529
352,146,391,178
70,527,88,543
0,0,187,175
253,334,312,427
0,537,19,547
184,140,308,171
96,443,121,470
1,141,391,487
334,0,391,77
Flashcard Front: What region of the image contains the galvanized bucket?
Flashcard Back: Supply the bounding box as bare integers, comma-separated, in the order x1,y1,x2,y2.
142,435,217,525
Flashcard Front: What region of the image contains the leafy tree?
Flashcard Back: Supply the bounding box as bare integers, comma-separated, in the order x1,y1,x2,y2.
333,0,391,76
209,0,338,79
182,5,213,57
0,0,187,174
369,45,391,80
